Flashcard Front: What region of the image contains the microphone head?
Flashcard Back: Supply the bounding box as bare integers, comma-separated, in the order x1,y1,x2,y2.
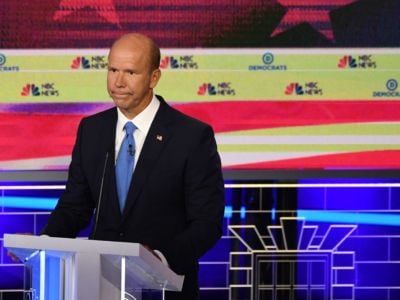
128,144,135,156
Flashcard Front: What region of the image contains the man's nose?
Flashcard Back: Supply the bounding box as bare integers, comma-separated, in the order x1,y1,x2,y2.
115,72,125,87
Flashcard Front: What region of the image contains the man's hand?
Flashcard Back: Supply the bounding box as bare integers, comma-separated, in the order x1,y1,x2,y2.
143,245,170,267
143,244,161,261
7,250,21,262
7,232,33,262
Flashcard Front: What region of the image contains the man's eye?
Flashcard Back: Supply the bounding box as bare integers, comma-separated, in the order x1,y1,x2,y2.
128,71,134,75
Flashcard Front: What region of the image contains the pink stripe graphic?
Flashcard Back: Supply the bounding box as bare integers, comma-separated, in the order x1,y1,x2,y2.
1,100,399,164
174,100,400,133
227,150,400,169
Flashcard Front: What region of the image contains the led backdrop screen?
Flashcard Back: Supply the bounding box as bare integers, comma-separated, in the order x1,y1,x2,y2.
0,0,399,171
1,2,400,300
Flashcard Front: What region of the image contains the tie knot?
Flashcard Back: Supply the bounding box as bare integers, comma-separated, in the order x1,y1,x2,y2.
124,122,136,135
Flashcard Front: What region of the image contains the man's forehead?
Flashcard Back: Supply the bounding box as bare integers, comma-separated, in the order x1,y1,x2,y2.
109,41,149,57
108,47,146,61
112,34,151,50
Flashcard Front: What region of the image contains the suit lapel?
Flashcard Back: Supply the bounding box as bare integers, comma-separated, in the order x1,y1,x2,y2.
121,97,171,221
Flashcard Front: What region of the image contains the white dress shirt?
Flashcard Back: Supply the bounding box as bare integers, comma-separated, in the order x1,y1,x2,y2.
115,94,160,166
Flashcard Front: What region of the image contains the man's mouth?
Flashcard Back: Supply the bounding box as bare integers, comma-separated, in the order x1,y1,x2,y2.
113,92,129,98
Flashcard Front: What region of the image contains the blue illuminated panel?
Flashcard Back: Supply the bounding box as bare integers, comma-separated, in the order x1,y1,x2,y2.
297,179,400,300
1,180,400,299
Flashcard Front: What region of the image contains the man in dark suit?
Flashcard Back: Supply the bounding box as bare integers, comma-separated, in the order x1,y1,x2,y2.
42,33,225,299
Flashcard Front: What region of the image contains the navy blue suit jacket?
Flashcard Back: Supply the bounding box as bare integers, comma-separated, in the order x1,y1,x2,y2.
43,95,225,299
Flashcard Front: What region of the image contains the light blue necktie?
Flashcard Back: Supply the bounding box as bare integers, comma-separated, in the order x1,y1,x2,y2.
116,122,137,213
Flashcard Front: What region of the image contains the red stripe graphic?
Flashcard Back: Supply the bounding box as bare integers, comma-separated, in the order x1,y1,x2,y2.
1,100,399,162
227,150,400,169
0,113,84,161
174,100,400,133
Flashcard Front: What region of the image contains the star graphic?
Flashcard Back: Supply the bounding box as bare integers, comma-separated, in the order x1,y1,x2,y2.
272,0,355,40
53,0,120,26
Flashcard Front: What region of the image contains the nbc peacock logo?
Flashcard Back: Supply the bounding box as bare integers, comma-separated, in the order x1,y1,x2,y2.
71,56,90,69
285,82,323,96
160,55,198,69
197,82,236,96
337,55,376,69
70,56,107,69
160,56,179,69
20,83,60,97
285,83,304,95
20,84,41,96
337,55,357,68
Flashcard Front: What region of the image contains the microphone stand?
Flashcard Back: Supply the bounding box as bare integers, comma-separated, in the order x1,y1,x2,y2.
90,151,109,239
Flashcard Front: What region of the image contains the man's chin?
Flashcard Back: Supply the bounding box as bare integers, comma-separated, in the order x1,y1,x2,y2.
113,97,129,107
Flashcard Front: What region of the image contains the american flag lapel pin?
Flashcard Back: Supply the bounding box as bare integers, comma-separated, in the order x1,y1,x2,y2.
156,134,163,141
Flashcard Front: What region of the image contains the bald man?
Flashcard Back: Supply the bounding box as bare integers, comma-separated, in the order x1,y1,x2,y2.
43,33,225,299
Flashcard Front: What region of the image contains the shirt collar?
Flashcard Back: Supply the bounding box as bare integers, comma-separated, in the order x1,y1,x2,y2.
116,94,160,135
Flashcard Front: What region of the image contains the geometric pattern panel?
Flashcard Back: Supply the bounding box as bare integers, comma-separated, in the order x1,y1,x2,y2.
230,217,357,300
1,181,400,300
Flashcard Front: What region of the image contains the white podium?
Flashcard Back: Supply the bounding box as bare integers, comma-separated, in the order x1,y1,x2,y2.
4,234,183,300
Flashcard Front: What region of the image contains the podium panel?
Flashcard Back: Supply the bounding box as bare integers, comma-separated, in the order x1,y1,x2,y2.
4,234,183,300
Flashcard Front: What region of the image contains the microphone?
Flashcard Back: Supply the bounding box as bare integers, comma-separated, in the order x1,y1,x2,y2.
128,144,135,156
90,151,109,239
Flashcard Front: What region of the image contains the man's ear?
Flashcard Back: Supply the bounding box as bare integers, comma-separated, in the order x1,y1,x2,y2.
150,68,161,89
